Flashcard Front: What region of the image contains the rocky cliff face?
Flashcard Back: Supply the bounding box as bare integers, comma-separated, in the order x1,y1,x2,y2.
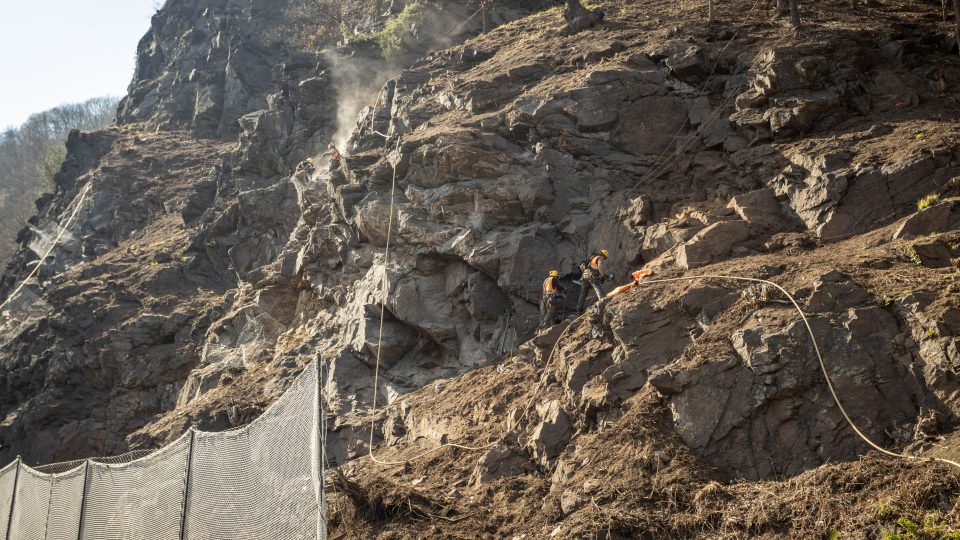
5,0,960,536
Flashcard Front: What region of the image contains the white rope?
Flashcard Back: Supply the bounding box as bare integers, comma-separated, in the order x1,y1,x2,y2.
359,0,960,472
535,274,960,471
0,183,92,314
365,137,498,467
362,154,960,469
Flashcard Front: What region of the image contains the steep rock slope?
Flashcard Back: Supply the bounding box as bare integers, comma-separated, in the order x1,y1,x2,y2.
4,0,960,536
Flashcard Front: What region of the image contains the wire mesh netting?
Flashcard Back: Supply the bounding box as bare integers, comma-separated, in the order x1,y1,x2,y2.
79,431,191,540
8,464,53,539
45,464,86,540
0,286,53,340
27,221,75,259
183,361,321,540
200,311,283,367
35,449,155,475
236,311,284,363
0,361,324,540
0,460,17,539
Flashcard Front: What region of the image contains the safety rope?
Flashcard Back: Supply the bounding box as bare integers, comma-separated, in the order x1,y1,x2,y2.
365,138,499,467
534,275,960,471
363,144,960,469
358,0,960,472
0,183,92,314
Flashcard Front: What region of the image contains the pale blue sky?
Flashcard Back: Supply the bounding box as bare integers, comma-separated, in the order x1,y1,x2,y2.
0,0,159,130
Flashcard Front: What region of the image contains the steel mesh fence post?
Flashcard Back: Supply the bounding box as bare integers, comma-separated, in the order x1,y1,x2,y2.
3,458,19,540
178,429,196,540
75,460,90,540
317,361,326,540
43,469,54,539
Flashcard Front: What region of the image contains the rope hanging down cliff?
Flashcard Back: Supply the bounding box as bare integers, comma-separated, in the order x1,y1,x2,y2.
366,138,499,467
360,0,960,471
0,183,92,315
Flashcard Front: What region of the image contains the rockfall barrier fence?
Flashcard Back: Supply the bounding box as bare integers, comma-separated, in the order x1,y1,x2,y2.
0,361,325,540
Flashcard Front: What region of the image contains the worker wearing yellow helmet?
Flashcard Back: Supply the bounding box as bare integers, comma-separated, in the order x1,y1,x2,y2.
294,157,316,176
540,269,565,329
576,249,610,313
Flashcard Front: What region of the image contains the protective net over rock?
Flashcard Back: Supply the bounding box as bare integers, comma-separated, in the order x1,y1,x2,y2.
8,464,53,539
0,286,53,340
27,221,75,259
0,362,324,540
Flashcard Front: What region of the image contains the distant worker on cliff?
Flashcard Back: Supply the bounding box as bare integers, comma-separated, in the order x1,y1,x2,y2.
540,269,566,328
576,249,609,313
294,158,314,178
606,268,656,298
322,143,342,162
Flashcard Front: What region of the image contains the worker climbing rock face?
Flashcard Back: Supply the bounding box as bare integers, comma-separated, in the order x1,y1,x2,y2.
293,158,315,179
576,249,609,313
540,269,565,329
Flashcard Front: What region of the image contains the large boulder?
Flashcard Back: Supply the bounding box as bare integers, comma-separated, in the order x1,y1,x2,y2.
893,199,960,240
676,220,753,269
650,306,922,480
726,188,785,230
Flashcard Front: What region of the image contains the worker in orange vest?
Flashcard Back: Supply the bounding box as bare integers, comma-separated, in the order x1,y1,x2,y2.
576,249,609,313
322,142,342,161
606,268,656,298
540,270,565,328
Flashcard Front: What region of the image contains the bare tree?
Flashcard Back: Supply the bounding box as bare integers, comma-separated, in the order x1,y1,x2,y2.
708,0,715,22
36,145,67,185
0,96,118,260
789,0,801,29
776,0,788,15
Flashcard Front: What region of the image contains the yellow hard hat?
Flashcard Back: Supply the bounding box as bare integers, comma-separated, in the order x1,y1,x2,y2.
549,270,559,277
307,158,314,163
599,249,609,258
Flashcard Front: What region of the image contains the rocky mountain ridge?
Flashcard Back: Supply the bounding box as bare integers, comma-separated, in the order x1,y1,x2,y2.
4,0,960,536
